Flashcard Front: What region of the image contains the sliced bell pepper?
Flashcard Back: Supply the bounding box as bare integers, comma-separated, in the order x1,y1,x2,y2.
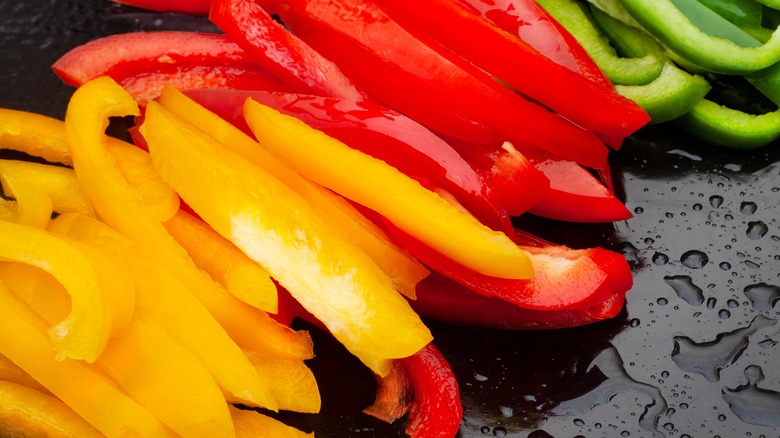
620,0,780,73
209,0,364,101
537,0,665,85
0,282,176,437
0,220,134,363
243,99,532,280
157,86,429,298
0,380,103,438
374,0,649,138
411,272,626,329
366,343,462,438
239,348,321,414
677,98,780,148
526,152,632,223
0,351,51,396
388,224,613,310
53,32,286,105
164,209,278,313
229,406,313,438
0,109,72,165
181,87,512,234
141,100,432,377
278,0,610,168
7,261,236,438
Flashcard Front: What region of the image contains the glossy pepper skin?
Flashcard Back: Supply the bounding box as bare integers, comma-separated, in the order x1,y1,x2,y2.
209,0,364,100
181,87,513,234
277,0,611,169
53,32,286,105
373,0,649,139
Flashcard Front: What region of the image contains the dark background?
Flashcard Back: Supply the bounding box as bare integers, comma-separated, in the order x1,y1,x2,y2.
1,1,779,436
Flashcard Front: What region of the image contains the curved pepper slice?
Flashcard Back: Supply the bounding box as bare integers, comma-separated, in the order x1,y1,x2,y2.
278,0,610,168
209,0,364,100
239,348,321,414
53,32,286,105
621,0,780,73
0,282,175,437
537,0,665,85
244,99,532,280
0,220,133,362
678,99,780,148
0,109,72,165
0,380,103,438
374,0,649,138
230,406,313,438
164,209,278,313
181,88,512,234
158,86,428,298
141,100,432,377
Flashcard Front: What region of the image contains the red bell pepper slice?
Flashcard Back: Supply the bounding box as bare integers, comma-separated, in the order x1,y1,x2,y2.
373,0,649,139
386,224,619,311
411,273,625,330
526,152,633,223
277,0,610,169
209,0,364,101
182,87,513,233
365,343,462,438
52,32,287,104
112,0,212,14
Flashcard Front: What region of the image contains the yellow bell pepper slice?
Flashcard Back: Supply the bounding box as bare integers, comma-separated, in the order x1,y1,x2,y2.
0,219,133,362
230,406,313,438
0,160,95,228
164,209,278,314
0,108,72,165
65,77,313,363
239,349,321,414
47,212,278,412
0,352,51,397
158,86,429,298
244,100,533,280
0,281,175,437
0,380,103,438
141,101,432,376
0,260,235,438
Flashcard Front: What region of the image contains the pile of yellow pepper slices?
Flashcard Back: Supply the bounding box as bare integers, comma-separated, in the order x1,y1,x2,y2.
0,76,534,436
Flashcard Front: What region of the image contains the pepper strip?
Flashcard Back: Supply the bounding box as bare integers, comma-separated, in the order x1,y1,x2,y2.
621,0,780,73
376,0,649,137
244,99,532,280
65,76,309,407
158,86,429,298
0,282,175,437
537,0,664,85
229,406,313,437
164,209,279,313
0,109,71,165
0,220,133,362
209,0,364,100
678,99,780,148
142,100,432,377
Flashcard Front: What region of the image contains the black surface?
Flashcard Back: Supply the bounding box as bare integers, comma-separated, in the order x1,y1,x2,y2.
1,1,779,437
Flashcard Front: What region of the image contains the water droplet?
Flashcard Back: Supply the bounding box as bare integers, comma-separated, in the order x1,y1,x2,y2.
474,373,488,382
621,431,630,437
493,426,508,437
707,297,717,309
644,237,655,245
719,262,731,270
719,309,731,319
629,318,641,328
652,252,669,265
727,299,739,308
681,250,709,269
743,283,780,311
758,339,777,349
740,201,758,215
679,403,689,409
671,315,776,382
709,195,724,208
723,365,780,427
657,298,669,306
664,275,705,306
746,221,769,240
481,426,491,434
634,207,644,214
573,418,585,426
692,203,703,211
662,422,674,431
498,405,514,417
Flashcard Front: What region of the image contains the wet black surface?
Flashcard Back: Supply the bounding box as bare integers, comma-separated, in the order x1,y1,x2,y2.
1,1,779,437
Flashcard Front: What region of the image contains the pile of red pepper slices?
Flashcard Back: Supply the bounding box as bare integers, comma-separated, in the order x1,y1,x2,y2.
53,0,647,436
